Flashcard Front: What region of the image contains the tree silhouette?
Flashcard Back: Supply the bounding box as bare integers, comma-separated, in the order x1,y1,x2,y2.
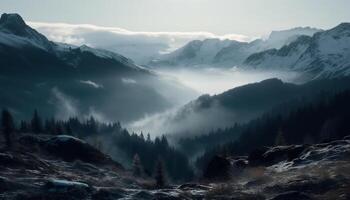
154,158,166,188
132,154,143,177
31,109,43,134
1,109,15,148
147,133,151,143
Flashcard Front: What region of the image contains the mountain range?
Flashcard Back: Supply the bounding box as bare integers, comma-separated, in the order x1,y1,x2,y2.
149,27,321,68
150,23,350,80
245,23,350,79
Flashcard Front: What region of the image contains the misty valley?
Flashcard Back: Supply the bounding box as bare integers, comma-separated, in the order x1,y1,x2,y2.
1,11,350,200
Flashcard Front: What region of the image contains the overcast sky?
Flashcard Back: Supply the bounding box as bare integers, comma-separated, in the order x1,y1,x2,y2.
1,0,350,37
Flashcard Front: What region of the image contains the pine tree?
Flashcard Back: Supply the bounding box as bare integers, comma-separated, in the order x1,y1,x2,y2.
160,135,169,148
132,154,143,177
154,158,166,188
1,109,15,148
87,116,98,134
140,132,145,141
31,109,43,134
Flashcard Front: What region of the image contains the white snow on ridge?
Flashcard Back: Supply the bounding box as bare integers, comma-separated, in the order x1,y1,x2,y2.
245,23,350,78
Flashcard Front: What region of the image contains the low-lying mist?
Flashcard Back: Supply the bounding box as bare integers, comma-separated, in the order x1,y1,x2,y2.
154,67,300,95
127,67,301,137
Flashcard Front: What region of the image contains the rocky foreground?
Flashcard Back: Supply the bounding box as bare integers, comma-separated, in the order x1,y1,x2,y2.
1,134,350,200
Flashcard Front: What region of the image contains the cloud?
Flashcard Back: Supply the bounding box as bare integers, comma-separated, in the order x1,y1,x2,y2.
79,80,103,89
121,78,137,84
28,21,253,64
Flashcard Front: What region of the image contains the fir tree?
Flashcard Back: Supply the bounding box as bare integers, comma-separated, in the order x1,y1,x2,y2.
132,153,143,177
161,135,169,148
154,158,166,188
31,109,43,134
147,133,151,143
1,109,15,148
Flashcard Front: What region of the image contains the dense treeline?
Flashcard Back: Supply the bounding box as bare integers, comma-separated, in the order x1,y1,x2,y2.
178,124,243,157
113,131,193,181
177,89,346,159
196,90,350,170
0,110,193,181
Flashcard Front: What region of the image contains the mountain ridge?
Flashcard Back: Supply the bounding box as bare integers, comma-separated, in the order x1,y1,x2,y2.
244,22,350,78
149,27,321,68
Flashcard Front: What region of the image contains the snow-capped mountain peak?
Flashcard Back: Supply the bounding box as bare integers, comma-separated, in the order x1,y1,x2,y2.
266,26,322,49
150,27,322,68
0,13,53,50
244,22,350,79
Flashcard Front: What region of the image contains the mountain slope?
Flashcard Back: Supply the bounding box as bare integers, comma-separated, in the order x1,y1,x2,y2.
244,23,350,79
144,77,350,137
0,13,196,122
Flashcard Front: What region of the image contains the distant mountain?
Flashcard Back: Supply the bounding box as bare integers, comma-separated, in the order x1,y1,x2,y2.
244,23,350,79
262,26,322,50
149,39,233,67
156,77,350,137
0,13,196,121
150,27,321,68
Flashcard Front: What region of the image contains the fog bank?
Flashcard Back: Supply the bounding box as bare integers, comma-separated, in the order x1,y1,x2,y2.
127,67,300,136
